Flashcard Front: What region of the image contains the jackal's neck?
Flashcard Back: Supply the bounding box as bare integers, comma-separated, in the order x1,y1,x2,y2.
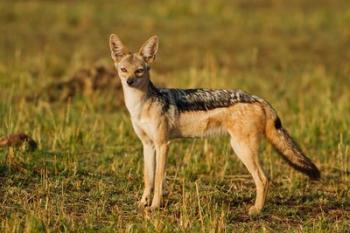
122,79,158,117
146,80,160,97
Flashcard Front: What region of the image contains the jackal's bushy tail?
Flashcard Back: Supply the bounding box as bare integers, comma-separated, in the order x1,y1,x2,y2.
262,102,320,180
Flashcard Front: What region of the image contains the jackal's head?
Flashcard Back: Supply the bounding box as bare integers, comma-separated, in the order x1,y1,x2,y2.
109,34,158,89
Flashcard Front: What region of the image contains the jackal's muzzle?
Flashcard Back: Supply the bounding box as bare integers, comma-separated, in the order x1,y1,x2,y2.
126,77,137,86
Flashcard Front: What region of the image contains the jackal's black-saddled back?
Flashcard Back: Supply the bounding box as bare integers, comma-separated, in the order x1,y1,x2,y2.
149,82,261,113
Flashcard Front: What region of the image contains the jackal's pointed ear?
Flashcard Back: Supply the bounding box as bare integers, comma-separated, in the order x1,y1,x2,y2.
109,34,128,62
139,35,159,64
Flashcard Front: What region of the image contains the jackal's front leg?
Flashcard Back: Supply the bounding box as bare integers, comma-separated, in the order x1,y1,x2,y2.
138,142,155,208
150,143,168,210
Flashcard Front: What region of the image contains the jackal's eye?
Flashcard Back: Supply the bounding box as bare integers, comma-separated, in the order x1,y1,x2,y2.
135,68,144,75
120,67,127,73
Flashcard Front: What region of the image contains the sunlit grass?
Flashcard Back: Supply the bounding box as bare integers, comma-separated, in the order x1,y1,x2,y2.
0,0,349,232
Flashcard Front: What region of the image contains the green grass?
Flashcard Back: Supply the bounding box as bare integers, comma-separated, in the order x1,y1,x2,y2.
0,0,349,232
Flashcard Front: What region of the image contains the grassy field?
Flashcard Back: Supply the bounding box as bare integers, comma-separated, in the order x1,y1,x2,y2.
0,1,350,232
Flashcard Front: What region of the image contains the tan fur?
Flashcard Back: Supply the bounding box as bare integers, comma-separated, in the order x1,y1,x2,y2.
109,34,320,215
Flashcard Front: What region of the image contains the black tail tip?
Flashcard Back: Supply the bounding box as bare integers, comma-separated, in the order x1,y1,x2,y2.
308,167,321,180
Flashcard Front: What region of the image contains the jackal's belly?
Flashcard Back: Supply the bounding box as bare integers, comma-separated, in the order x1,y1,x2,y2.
170,108,229,138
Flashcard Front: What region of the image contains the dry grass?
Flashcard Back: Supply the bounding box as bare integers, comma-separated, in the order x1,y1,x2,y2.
0,1,349,232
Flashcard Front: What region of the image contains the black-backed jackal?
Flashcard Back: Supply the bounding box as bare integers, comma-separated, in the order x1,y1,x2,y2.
109,34,320,215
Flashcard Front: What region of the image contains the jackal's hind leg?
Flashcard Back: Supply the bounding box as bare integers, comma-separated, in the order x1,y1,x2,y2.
230,137,268,215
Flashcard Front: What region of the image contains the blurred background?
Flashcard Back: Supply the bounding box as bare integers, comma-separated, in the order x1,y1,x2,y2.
0,0,349,232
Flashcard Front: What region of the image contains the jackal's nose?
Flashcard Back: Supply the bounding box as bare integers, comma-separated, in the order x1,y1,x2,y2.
127,78,135,86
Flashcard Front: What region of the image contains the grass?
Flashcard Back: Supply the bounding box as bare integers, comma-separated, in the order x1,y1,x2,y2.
0,0,349,232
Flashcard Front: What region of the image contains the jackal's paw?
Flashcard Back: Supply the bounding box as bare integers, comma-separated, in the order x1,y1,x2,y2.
138,197,151,209
138,200,148,209
145,204,160,213
147,199,162,211
248,206,262,216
